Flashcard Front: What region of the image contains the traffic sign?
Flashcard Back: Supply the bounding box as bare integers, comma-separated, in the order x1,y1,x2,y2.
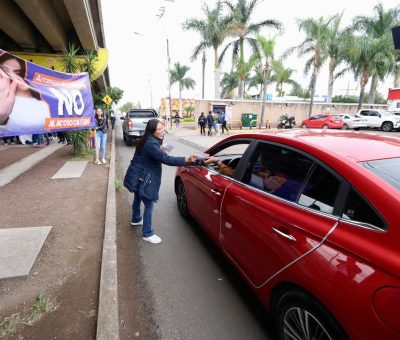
102,95,113,106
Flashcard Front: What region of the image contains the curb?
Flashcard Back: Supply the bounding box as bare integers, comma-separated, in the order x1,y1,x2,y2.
96,131,119,339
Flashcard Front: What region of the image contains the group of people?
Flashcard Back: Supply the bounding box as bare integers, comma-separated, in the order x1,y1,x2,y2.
198,111,229,136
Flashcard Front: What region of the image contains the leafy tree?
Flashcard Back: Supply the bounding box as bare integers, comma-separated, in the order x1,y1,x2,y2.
289,83,310,98
284,17,332,116
221,0,281,98
119,102,134,113
170,62,195,116
221,70,239,98
247,64,264,98
183,1,230,99
270,60,298,97
352,3,400,103
185,105,195,117
61,43,80,73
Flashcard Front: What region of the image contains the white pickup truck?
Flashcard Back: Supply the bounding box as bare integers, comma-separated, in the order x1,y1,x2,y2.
357,109,400,132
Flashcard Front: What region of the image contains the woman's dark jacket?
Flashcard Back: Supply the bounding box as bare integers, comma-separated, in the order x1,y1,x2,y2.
96,117,107,133
124,136,185,202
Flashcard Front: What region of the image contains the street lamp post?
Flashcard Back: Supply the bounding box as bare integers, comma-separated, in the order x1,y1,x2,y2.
166,38,173,129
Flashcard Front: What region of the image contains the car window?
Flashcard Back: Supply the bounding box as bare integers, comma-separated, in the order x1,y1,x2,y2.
245,143,313,202
128,111,155,118
341,188,386,230
309,115,319,120
360,157,400,191
359,111,368,116
371,111,379,117
331,115,341,119
298,165,341,215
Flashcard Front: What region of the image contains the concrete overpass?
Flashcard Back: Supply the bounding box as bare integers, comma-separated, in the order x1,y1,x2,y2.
0,0,110,92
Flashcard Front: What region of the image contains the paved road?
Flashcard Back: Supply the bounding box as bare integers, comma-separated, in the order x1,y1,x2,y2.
115,121,274,339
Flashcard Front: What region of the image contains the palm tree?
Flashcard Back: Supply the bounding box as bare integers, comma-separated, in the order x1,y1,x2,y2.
270,60,298,97
183,1,229,99
284,17,331,116
221,0,281,98
342,34,391,110
253,35,275,126
220,70,239,98
170,62,196,117
247,65,264,98
353,4,400,103
326,13,348,103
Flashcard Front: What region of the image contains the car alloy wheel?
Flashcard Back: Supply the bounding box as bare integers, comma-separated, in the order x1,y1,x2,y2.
176,179,189,218
276,290,348,340
381,122,393,132
322,124,328,129
342,124,348,130
301,124,307,129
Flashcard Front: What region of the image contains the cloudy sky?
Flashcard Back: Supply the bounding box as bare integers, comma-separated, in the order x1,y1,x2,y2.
101,0,399,109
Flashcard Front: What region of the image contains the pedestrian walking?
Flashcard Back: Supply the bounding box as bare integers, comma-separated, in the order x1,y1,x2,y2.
206,111,214,136
198,112,206,135
124,118,197,244
221,110,229,134
94,108,107,165
174,113,180,128
110,110,116,130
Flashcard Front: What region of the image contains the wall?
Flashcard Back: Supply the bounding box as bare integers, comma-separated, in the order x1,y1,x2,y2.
194,99,388,128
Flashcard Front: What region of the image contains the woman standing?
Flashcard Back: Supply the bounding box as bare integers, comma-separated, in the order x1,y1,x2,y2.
126,118,197,244
174,113,180,128
94,108,107,165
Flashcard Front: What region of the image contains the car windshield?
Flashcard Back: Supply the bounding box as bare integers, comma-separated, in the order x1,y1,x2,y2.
128,111,155,118
360,158,400,191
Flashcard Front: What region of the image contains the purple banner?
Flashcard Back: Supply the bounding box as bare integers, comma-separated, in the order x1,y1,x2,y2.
0,49,95,137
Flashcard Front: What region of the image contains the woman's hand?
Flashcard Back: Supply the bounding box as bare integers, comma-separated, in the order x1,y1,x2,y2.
204,156,218,165
0,69,17,125
185,155,198,163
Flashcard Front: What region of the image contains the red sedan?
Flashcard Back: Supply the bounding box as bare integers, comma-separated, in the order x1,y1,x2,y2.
301,114,344,129
175,131,400,340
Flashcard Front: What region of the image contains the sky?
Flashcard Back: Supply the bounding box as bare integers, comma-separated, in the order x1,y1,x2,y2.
101,0,400,109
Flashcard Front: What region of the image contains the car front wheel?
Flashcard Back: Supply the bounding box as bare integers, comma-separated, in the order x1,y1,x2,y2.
381,122,393,132
176,179,190,218
276,290,348,340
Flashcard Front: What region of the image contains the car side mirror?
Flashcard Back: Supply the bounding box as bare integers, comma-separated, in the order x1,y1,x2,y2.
379,114,382,118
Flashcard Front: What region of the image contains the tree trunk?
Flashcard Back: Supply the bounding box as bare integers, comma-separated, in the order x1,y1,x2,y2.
214,48,220,99
260,64,269,127
358,71,369,111
202,51,206,99
327,57,335,103
238,79,244,99
308,68,318,117
368,74,378,104
179,85,183,117
394,69,400,88
238,39,245,99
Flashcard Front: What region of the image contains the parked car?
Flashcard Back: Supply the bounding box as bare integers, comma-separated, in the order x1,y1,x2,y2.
175,131,400,340
339,114,368,130
301,114,343,129
357,109,400,132
121,109,158,145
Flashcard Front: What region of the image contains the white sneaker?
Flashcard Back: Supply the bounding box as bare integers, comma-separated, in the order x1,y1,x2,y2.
95,160,101,165
131,219,143,226
101,158,107,164
142,235,162,244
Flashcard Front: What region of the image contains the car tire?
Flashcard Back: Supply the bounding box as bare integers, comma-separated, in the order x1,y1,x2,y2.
276,290,348,340
354,128,360,131
125,137,133,146
176,178,190,218
322,124,328,129
342,124,348,130
301,124,307,129
381,122,393,132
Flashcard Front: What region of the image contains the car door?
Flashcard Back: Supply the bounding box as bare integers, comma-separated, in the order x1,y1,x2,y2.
220,142,342,287
307,115,320,128
184,141,251,241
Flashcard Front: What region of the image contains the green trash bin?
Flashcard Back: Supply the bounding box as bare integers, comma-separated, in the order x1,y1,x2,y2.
241,113,257,128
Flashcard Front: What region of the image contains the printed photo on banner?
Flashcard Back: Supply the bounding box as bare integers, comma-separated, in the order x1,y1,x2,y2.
0,49,94,137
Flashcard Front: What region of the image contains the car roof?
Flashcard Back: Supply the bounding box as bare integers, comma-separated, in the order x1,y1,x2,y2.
230,131,400,162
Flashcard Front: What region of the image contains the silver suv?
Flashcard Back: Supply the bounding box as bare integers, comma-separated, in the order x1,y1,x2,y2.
121,109,158,145
357,109,400,132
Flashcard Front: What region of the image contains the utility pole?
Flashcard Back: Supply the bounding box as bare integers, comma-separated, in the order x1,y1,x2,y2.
167,38,173,129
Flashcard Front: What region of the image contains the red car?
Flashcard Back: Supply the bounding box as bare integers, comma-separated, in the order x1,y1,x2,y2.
175,131,400,340
301,114,344,129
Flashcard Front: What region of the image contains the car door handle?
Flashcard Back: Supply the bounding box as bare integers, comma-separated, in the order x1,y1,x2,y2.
272,227,296,241
210,189,221,196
